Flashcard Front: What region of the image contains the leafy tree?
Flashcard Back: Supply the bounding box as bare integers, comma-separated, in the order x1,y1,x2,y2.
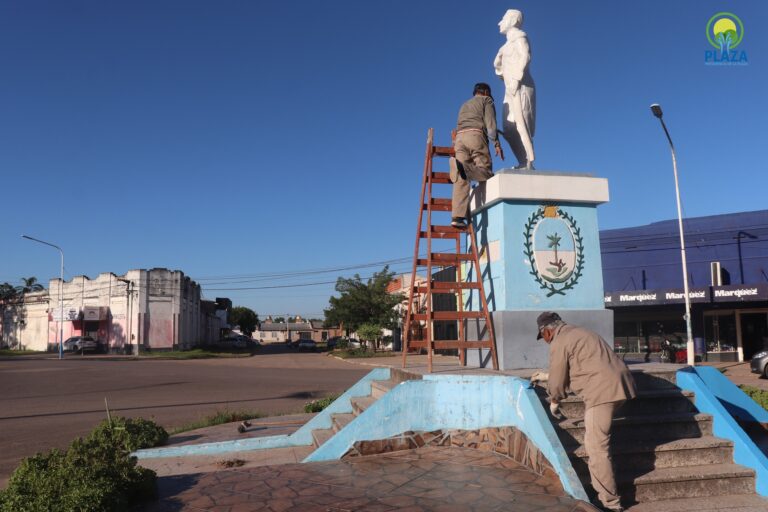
0,283,17,302
0,283,17,349
324,266,404,334
229,307,259,335
273,317,285,323
357,323,382,350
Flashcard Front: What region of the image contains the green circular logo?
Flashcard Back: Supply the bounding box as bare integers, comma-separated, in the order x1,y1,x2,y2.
706,12,744,50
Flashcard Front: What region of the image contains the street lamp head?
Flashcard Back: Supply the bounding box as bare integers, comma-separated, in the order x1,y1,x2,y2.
650,104,663,119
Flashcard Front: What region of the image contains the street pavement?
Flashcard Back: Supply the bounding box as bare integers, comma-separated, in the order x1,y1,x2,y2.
0,345,368,488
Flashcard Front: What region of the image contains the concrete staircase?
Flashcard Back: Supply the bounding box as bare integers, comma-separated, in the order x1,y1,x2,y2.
542,369,768,511
310,376,399,449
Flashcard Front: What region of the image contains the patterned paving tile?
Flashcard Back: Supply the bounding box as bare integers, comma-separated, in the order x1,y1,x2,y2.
145,446,598,512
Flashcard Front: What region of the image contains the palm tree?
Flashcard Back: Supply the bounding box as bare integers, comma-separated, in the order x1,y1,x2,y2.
15,277,44,296
547,233,566,274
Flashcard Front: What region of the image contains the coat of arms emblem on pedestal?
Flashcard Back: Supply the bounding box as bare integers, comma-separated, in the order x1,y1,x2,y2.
523,205,585,296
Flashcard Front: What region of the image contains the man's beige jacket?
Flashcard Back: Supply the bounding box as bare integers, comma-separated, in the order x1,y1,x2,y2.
547,323,637,409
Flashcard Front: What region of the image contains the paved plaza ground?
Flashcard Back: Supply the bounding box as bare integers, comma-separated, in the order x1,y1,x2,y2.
144,446,597,512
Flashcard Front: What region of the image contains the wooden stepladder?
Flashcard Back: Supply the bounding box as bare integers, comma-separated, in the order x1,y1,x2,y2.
401,128,499,372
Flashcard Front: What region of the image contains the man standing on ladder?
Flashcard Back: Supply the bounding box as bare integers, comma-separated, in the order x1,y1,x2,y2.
450,82,504,229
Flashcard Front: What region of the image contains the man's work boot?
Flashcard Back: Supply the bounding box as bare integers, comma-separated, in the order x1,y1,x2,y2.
451,217,467,229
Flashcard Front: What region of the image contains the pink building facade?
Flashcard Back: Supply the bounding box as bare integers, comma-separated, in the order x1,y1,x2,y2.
1,268,227,353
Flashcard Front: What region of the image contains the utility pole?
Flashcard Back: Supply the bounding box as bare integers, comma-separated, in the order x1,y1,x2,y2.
117,278,136,356
650,104,695,366
22,235,65,360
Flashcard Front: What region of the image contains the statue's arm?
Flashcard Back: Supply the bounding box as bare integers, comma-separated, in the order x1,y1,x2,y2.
493,48,504,77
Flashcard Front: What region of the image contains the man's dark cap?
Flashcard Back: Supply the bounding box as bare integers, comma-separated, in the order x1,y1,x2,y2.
536,311,562,339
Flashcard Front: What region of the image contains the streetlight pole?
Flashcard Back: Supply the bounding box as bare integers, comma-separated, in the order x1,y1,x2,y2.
21,235,65,360
117,278,136,356
649,104,695,366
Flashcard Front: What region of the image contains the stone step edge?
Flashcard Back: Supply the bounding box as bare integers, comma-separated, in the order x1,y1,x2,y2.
350,395,376,415
539,389,695,404
624,493,768,511
558,412,711,430
617,463,755,485
567,435,732,458
371,379,396,392
311,427,335,447
331,413,356,432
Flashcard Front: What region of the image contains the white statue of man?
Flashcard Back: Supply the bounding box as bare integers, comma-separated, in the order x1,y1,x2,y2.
494,9,536,170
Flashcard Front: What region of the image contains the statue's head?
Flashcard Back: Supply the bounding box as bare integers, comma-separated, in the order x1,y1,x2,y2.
499,9,523,33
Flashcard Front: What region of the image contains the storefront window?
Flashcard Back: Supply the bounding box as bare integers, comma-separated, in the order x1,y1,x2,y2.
613,321,639,353
613,319,686,354
704,312,737,352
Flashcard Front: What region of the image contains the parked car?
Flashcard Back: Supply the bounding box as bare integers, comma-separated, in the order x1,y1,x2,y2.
63,336,99,353
223,335,256,348
750,350,768,378
297,339,316,351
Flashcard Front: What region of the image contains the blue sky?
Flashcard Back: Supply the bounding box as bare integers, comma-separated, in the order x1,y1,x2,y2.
1,0,766,318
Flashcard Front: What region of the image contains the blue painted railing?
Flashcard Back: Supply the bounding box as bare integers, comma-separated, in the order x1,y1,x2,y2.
676,366,768,496
133,367,390,459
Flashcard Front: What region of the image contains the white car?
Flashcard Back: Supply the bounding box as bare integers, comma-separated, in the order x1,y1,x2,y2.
63,336,99,353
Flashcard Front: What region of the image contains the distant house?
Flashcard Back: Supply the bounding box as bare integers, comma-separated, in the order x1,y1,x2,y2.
252,316,312,343
309,320,343,343
252,317,342,343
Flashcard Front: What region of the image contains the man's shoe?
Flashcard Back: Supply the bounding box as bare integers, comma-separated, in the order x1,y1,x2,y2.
451,217,467,229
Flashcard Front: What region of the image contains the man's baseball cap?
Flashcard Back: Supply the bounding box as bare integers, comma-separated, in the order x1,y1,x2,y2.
536,311,562,339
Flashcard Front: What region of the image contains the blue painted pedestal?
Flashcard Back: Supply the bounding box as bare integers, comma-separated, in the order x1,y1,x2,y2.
466,169,613,370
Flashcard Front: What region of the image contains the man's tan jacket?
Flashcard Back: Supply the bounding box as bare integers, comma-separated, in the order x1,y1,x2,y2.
547,324,637,409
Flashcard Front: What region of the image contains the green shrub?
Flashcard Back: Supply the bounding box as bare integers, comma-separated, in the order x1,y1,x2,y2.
88,416,168,452
304,394,339,413
740,385,768,410
0,417,163,511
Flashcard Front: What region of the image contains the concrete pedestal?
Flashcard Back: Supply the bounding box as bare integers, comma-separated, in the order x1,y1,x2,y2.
467,309,614,369
465,169,612,370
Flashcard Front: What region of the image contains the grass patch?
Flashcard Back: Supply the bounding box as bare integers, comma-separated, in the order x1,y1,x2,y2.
332,349,395,359
138,347,257,360
739,385,768,411
170,409,264,435
0,349,44,357
304,394,340,413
